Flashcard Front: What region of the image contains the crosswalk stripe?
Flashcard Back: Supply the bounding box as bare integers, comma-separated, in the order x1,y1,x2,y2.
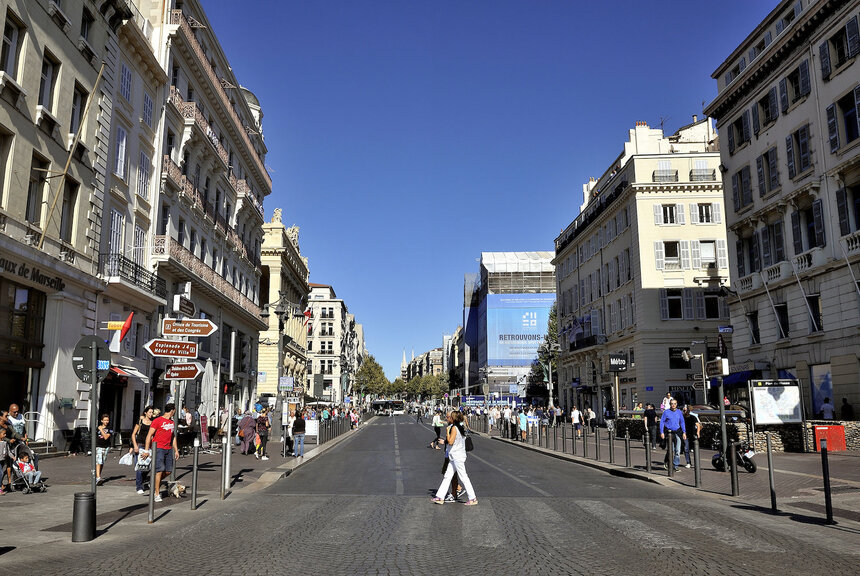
516,498,596,549
462,500,505,548
574,500,690,549
625,499,783,552
390,498,432,545
315,498,377,544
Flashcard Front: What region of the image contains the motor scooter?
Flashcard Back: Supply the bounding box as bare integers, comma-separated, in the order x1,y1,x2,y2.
711,433,757,473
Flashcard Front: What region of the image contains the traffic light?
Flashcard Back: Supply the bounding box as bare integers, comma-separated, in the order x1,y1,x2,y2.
223,380,236,395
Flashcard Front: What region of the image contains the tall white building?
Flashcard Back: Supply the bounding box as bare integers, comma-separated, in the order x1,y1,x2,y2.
554,119,730,414
705,0,860,416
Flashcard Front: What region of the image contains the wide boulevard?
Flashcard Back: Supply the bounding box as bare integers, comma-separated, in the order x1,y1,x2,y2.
19,415,860,575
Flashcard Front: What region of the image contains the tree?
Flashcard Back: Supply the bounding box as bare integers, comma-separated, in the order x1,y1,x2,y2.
527,302,558,403
355,355,389,397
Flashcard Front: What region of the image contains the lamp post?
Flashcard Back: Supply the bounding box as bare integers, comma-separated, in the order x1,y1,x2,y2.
682,342,708,405
539,342,559,408
261,292,306,442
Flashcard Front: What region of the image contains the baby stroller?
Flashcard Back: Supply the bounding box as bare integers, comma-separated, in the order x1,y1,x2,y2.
9,443,47,493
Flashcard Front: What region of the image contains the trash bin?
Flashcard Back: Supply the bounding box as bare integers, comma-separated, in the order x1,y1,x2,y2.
813,425,846,451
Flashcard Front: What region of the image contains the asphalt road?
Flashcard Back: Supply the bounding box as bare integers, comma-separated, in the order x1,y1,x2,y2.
19,415,860,575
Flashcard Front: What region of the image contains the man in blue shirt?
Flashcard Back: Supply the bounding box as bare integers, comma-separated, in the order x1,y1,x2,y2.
659,398,687,471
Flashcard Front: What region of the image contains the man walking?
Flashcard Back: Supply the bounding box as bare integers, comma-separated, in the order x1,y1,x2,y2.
571,405,582,438
659,399,686,471
681,405,701,468
143,403,180,502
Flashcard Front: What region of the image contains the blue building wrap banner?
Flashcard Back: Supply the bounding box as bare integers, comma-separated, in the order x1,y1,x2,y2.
486,293,555,366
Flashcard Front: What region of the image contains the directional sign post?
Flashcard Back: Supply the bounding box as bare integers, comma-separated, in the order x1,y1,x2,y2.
143,339,198,358
162,318,218,337
173,294,196,317
164,362,204,380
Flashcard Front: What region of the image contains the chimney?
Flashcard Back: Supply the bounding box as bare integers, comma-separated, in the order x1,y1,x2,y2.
692,114,698,123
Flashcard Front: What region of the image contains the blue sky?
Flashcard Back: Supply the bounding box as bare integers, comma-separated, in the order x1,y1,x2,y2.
203,1,775,379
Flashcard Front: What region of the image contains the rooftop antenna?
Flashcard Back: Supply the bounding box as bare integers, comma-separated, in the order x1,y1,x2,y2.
659,115,670,132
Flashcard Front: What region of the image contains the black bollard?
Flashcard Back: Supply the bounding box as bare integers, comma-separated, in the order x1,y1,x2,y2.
595,428,601,461
766,432,776,512
609,431,615,464
554,425,558,451
729,441,739,496
645,430,652,473
820,439,834,524
693,437,701,488
666,432,674,477
191,438,200,511
624,431,631,468
71,492,96,542
582,426,588,457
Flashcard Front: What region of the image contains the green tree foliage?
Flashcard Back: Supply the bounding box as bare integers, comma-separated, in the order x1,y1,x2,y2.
355,355,389,396
527,301,558,401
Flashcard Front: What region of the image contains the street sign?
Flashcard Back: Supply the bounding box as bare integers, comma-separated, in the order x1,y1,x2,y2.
143,338,198,358
164,362,204,380
162,317,218,337
279,376,294,392
608,353,628,372
705,357,730,378
172,294,196,317
293,385,304,395
72,336,111,383
718,325,734,334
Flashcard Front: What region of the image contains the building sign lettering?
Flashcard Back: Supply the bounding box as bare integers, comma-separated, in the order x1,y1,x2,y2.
0,254,66,291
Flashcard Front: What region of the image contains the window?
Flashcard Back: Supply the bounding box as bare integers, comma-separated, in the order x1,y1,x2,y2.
786,125,812,178
120,63,132,101
749,32,772,62
132,225,145,265
2,13,24,78
819,15,859,79
654,160,675,182
158,204,169,235
38,54,60,109
727,110,751,154
108,209,124,255
775,303,790,339
171,66,178,87
693,203,715,223
748,311,761,345
731,166,753,211
70,84,87,136
211,248,218,270
664,241,680,269
177,218,185,246
724,57,746,85
189,229,197,256
26,155,48,225
200,238,207,265
659,288,691,320
700,290,722,319
790,200,825,254
779,60,811,112
136,151,150,200
756,148,780,197
752,87,779,135
826,86,860,153
691,159,713,181
0,128,10,195
836,185,860,236
775,1,802,35
760,221,786,267
80,8,94,40
142,92,153,127
698,241,716,268
663,204,676,224
807,295,823,333
59,179,77,242
114,125,128,179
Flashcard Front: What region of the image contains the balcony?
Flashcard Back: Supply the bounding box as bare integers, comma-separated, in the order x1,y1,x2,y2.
762,260,792,284
168,87,229,168
652,170,679,183
230,172,264,220
690,169,717,181
169,10,271,189
736,273,762,293
162,154,183,188
151,235,264,328
568,334,606,352
844,229,860,256
99,253,167,302
792,246,827,273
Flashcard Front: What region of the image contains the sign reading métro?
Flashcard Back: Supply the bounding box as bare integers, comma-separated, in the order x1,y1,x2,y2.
164,362,203,380
162,318,218,337
144,338,198,358
608,353,628,372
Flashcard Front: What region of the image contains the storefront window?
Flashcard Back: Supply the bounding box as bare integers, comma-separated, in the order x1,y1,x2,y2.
0,281,46,363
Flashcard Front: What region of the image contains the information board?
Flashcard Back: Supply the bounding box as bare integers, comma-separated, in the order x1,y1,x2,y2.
750,379,803,425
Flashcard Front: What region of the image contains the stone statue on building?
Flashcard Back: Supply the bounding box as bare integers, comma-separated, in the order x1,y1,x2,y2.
287,225,299,246
272,208,282,223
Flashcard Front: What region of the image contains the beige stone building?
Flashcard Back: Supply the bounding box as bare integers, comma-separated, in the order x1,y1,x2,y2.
705,0,860,416
405,347,443,381
554,119,730,415
257,209,309,409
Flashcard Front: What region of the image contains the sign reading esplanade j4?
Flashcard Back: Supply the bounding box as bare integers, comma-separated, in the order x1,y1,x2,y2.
0,253,66,291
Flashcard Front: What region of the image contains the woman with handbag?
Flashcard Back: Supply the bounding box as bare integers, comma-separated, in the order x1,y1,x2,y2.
432,411,477,506
255,407,271,460
130,406,154,495
238,410,256,455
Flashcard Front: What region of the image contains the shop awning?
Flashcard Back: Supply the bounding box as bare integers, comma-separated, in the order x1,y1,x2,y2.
709,370,753,388
111,365,150,381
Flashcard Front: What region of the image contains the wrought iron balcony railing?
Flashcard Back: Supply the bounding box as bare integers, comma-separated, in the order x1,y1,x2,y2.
99,253,167,298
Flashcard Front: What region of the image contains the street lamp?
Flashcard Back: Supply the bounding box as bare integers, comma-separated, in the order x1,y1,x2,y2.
539,342,559,408
682,342,708,405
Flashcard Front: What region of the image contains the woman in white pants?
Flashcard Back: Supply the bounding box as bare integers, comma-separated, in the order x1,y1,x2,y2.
432,411,477,506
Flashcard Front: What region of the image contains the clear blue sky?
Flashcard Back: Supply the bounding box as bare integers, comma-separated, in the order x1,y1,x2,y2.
204,0,775,380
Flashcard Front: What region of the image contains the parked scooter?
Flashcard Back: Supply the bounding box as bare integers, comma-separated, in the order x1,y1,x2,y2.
711,433,757,473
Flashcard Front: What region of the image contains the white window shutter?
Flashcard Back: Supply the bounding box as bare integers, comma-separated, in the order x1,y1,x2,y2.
683,288,695,319
691,241,702,268
654,242,665,270
676,204,685,225
713,203,722,224
659,289,669,320
716,239,729,270
654,204,662,225
681,241,691,269
690,204,699,224
620,297,628,329
695,290,706,319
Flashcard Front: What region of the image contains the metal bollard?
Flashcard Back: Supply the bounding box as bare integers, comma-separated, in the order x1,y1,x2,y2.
562,425,566,454
693,437,701,488
554,425,558,451
645,430,652,473
192,438,200,510
609,431,615,464
71,492,96,542
729,441,739,496
666,432,674,477
148,440,157,523
766,432,776,512
582,426,587,457
594,428,601,461
624,431,631,468
820,438,834,524
220,436,227,500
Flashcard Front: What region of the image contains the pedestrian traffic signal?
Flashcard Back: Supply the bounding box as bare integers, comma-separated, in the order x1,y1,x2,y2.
223,380,236,395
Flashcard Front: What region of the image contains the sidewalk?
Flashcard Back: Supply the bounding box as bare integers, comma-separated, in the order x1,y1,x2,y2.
482,423,860,525
0,427,362,554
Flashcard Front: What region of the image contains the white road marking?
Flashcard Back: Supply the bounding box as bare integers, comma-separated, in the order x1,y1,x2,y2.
574,500,690,549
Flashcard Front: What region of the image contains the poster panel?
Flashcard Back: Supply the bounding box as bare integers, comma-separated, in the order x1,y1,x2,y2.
751,380,803,425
